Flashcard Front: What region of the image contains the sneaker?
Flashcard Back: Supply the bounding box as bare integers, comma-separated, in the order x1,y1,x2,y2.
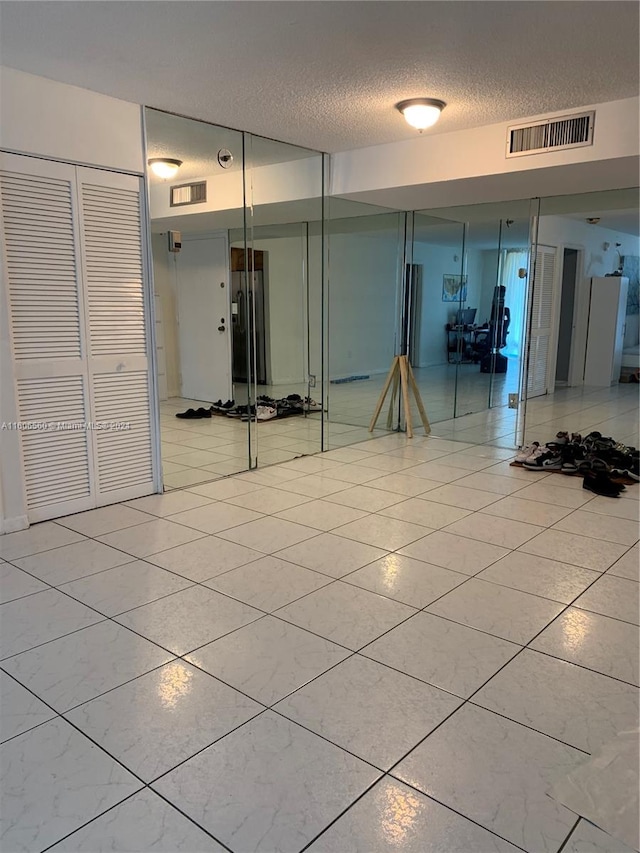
523,450,563,470
515,442,540,464
256,405,277,421
304,397,323,411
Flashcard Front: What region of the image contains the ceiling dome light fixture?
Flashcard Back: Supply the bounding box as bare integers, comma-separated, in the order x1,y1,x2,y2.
148,158,183,179
396,98,446,132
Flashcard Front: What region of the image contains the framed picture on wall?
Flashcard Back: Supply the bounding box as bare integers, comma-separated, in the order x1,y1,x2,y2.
442,274,468,302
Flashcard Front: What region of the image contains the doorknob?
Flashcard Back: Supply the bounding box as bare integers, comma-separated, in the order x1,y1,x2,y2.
218,324,226,332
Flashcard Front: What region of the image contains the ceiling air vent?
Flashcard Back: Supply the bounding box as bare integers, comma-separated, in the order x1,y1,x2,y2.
170,181,207,207
506,111,595,158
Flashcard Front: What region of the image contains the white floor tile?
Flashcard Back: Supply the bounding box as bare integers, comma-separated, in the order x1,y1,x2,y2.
392,704,584,853
443,513,544,549
276,474,352,498
276,498,368,531
344,553,467,608
48,788,228,852
223,486,312,514
0,562,48,604
474,649,640,753
205,555,331,611
378,498,471,529
186,478,261,500
452,472,526,495
480,496,573,526
65,660,261,781
325,484,407,512
582,494,640,522
562,818,638,853
0,522,84,561
0,588,103,660
153,711,380,853
608,544,640,581
12,539,135,586
306,776,521,852
531,607,640,686
217,515,320,553
365,472,442,497
512,481,594,509
0,718,141,853
57,505,152,537
573,573,639,625
2,621,173,712
275,533,387,578
519,529,628,572
98,519,206,559
552,509,639,546
276,581,415,650
425,579,564,644
115,585,262,655
59,560,193,616
419,482,502,510
477,551,600,604
362,612,520,698
187,615,350,705
333,515,432,551
399,531,509,576
145,535,262,582
167,502,263,534
274,655,461,770
0,671,55,743
403,461,476,483
125,491,214,517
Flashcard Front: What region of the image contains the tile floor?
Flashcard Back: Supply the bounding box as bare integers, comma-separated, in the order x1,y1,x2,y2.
1,424,639,852
159,380,640,494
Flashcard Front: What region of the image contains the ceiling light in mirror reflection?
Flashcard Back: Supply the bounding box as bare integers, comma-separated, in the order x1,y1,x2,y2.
560,609,591,652
377,555,402,592
157,662,194,709
379,783,422,845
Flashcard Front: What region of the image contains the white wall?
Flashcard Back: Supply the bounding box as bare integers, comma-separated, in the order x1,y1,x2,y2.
0,67,144,173
332,97,639,206
410,243,483,367
328,231,401,378
0,69,146,532
536,216,640,386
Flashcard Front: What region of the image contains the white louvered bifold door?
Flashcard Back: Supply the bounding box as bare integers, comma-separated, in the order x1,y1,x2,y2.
526,245,557,398
0,154,95,522
76,168,155,504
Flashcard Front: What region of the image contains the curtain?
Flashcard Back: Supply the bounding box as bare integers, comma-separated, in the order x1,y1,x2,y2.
501,250,528,357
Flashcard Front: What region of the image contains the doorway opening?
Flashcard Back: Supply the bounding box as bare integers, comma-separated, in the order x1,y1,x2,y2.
555,248,579,387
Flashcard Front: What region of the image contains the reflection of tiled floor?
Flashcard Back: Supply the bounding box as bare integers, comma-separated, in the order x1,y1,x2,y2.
160,377,640,491
2,429,638,852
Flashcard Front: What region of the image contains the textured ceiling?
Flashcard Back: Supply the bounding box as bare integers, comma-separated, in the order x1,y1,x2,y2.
1,1,638,153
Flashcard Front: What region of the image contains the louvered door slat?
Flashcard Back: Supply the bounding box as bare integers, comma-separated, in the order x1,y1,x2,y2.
92,371,153,494
16,376,91,511
1,171,82,363
82,183,147,357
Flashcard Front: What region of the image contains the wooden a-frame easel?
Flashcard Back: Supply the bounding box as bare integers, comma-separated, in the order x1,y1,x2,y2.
369,355,430,438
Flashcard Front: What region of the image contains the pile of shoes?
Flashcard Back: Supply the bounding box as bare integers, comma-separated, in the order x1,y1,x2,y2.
513,431,639,497
175,394,323,423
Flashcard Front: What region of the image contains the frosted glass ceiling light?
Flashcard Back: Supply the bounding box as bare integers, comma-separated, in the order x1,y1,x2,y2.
148,158,183,179
396,98,446,131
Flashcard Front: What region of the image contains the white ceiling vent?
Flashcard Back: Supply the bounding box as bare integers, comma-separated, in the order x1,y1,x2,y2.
506,111,595,158
170,181,207,207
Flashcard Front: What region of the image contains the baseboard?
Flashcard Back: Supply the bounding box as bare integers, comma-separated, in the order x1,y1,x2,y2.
1,514,29,534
